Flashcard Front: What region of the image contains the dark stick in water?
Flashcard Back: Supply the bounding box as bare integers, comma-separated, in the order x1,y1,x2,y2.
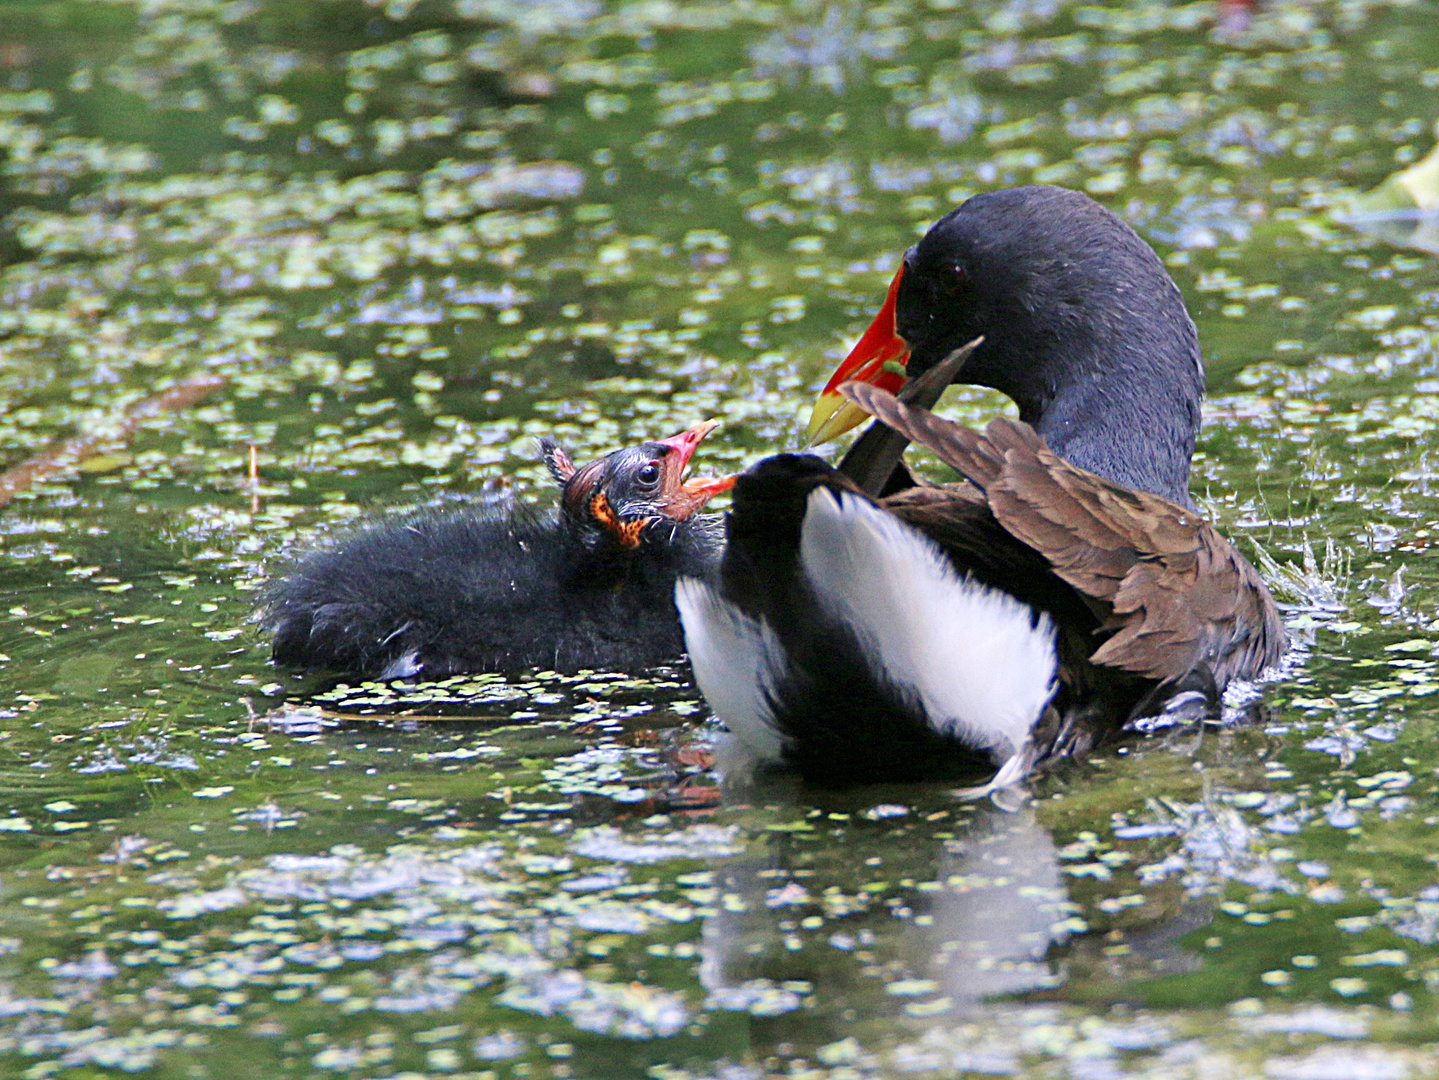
0,372,226,508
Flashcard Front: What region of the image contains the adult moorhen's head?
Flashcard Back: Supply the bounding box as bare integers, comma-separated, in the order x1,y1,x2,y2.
808,185,1205,505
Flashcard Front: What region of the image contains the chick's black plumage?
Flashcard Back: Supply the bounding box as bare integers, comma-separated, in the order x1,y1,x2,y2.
260,425,729,679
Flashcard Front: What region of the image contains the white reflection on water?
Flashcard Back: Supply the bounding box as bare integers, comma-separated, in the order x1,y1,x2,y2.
697,804,1071,1021
914,805,1071,1006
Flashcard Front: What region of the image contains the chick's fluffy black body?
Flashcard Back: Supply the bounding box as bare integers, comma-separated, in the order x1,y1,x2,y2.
263,500,721,678
260,431,728,679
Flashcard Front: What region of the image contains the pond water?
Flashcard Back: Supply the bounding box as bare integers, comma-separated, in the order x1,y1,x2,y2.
3,0,1439,1076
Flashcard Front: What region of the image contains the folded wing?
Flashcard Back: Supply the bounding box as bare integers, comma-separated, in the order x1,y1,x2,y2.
843,383,1285,688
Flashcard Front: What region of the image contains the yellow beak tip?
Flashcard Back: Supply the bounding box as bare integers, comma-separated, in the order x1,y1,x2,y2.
805,395,870,447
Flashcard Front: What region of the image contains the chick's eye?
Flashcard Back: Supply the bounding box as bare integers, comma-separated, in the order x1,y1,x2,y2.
637,462,661,486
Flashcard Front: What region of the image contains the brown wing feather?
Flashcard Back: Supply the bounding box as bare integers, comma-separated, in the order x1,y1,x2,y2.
882,483,1110,633
843,383,1286,687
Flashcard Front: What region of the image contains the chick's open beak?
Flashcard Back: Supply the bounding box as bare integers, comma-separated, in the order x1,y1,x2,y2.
805,263,910,446
656,419,735,519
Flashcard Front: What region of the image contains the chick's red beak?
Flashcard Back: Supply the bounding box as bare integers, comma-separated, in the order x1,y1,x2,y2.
806,263,910,445
656,419,735,519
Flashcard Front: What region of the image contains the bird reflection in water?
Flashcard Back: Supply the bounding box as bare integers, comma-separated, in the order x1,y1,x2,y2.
695,803,1072,1024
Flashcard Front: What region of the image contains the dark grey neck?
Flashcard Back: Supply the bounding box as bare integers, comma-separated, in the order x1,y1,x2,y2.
965,295,1205,511
1026,371,1200,511
844,340,1203,510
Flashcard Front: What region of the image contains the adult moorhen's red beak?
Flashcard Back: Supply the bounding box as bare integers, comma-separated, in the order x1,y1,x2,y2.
656,419,736,519
806,264,910,446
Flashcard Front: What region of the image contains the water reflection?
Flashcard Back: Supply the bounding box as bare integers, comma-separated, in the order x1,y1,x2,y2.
701,802,1071,1024
917,807,1070,1006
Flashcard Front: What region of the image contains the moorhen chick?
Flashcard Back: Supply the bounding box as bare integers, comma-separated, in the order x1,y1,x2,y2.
261,421,733,679
677,186,1286,787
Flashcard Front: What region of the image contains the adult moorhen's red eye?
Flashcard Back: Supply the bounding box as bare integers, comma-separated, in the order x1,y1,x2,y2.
944,263,968,295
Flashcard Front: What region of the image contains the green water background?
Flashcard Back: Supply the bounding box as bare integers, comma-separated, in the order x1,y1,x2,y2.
3,0,1439,1076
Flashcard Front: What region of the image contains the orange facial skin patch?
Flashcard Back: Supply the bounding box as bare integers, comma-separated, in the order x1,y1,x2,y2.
589,492,656,549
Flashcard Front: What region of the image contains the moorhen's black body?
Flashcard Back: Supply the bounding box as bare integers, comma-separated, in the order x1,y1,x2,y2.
261,422,732,679
678,186,1286,787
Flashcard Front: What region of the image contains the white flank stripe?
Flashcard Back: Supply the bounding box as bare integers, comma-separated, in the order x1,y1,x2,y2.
798,488,1057,758
675,577,788,764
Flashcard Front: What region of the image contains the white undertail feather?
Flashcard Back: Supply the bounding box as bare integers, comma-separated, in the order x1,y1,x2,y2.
378,651,422,680
675,577,788,765
954,741,1041,808
799,488,1058,760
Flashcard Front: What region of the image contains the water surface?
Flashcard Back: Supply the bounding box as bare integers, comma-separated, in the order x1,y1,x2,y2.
3,1,1439,1077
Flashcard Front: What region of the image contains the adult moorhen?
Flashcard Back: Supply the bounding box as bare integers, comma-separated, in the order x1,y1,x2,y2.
261,421,733,679
810,184,1205,506
677,186,1285,787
